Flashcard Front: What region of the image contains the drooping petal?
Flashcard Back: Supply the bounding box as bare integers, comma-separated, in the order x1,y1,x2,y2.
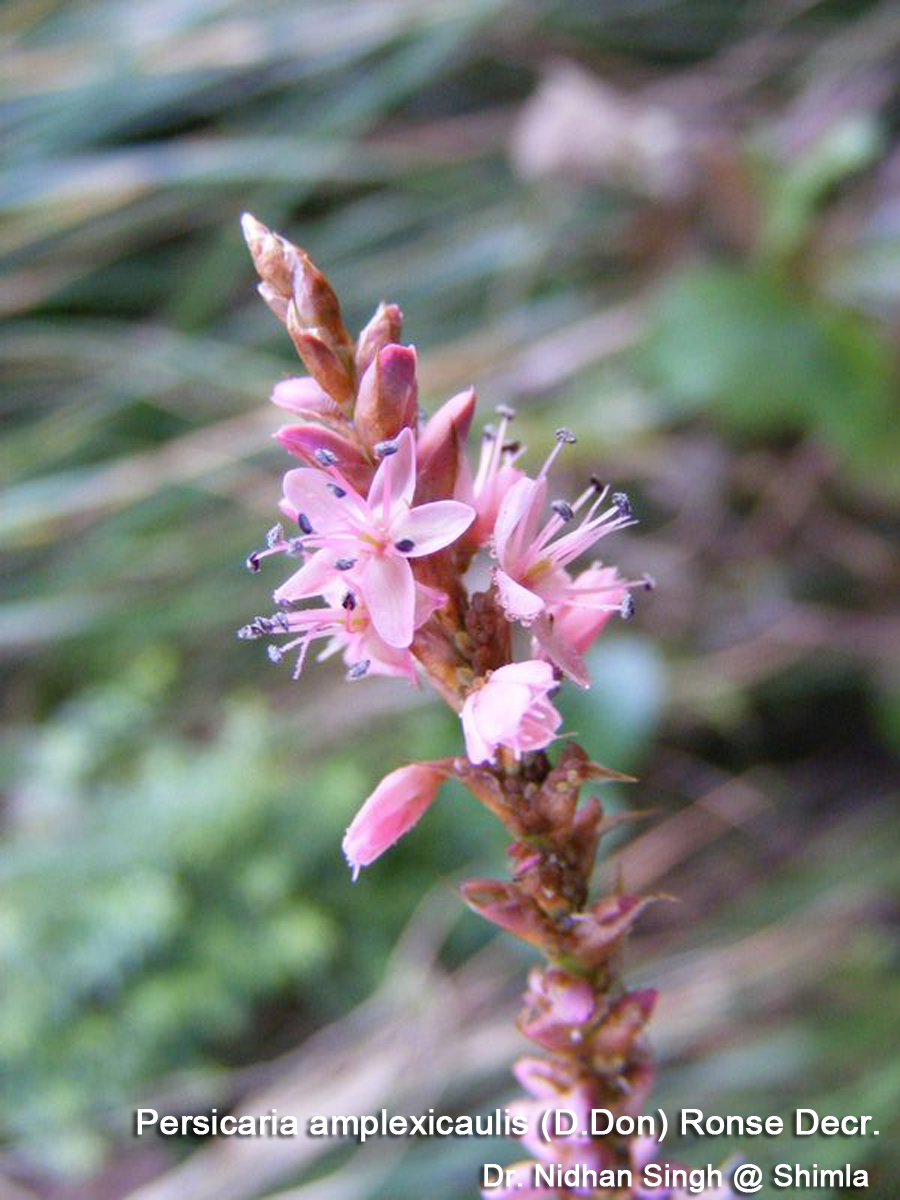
357,553,416,648
494,568,545,624
367,425,416,515
531,613,591,689
391,499,475,557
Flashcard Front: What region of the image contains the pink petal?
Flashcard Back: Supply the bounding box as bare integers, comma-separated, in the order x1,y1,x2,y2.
472,682,533,742
273,551,340,605
357,553,416,648
492,475,537,560
367,425,416,515
461,697,496,764
391,500,475,557
490,659,556,689
413,583,448,626
494,568,545,624
283,468,364,535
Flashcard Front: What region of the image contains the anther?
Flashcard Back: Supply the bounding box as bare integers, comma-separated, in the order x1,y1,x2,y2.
287,538,305,555
267,645,283,663
555,427,577,444
394,538,415,553
503,440,521,454
642,573,656,592
482,424,496,440
620,594,636,621
274,612,291,631
342,592,357,611
335,557,357,571
346,660,370,680
612,491,632,518
246,552,261,573
551,499,574,521
266,523,284,548
326,482,347,498
297,513,313,535
313,447,338,466
373,438,399,458
589,474,605,493
495,404,516,420
237,624,258,640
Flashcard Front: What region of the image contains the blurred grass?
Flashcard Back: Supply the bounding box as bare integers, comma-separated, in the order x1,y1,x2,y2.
1,1,899,1197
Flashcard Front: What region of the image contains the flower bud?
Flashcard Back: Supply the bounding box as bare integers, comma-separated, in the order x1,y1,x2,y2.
342,764,443,879
353,344,418,454
274,424,372,492
356,301,404,378
415,387,477,503
271,376,344,421
460,880,553,948
241,213,351,351
286,304,356,408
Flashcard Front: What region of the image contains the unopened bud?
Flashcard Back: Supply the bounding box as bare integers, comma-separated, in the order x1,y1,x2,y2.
355,301,404,378
354,345,418,454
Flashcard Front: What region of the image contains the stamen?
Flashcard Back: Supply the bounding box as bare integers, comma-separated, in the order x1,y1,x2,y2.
551,500,574,522
327,482,347,498
373,438,399,458
346,659,370,680
266,523,284,548
297,513,314,535
342,592,357,611
612,492,632,519
314,448,338,466
394,538,415,553
335,557,357,571
620,595,636,621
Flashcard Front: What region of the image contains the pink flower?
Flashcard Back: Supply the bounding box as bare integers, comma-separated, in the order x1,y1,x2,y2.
461,660,562,764
239,575,447,684
462,405,526,545
342,764,444,879
491,432,638,686
277,427,475,648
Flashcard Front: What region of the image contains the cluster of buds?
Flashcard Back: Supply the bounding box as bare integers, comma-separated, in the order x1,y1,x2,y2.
239,215,729,1199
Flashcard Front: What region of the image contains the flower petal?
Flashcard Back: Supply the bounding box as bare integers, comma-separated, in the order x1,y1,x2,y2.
493,568,545,624
367,425,416,515
273,551,340,604
357,553,416,648
492,475,537,560
283,468,364,534
391,500,475,557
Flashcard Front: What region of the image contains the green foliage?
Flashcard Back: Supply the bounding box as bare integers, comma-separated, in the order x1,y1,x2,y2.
642,264,900,485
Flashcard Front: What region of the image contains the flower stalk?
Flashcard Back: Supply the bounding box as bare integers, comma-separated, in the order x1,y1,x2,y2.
239,216,730,1199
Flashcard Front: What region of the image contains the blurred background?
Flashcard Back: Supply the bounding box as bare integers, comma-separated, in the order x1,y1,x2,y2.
2,1,899,1197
